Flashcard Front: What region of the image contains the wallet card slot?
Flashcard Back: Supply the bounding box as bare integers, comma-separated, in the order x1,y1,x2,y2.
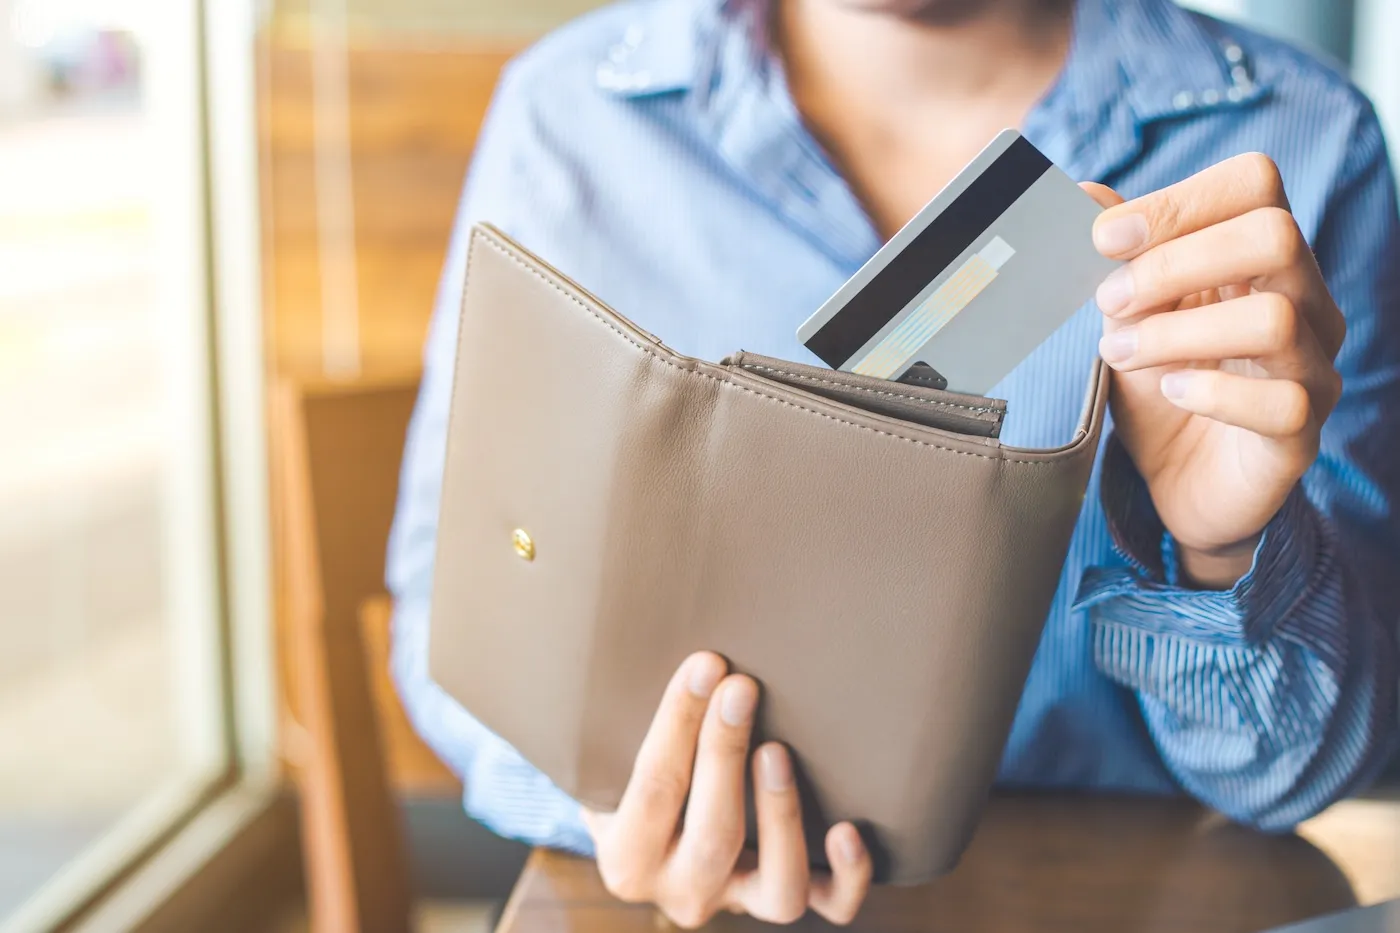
725,352,1005,439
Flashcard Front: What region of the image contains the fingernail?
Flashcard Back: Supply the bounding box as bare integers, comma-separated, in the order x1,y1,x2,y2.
1094,213,1149,255
838,826,864,864
687,655,723,698
1098,327,1138,364
1161,371,1193,401
759,744,794,792
1096,266,1135,315
720,678,757,726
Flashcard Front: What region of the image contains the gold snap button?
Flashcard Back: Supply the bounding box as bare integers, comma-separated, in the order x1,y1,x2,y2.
511,528,535,561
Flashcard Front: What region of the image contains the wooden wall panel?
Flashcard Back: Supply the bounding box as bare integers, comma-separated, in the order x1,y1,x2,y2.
260,37,519,378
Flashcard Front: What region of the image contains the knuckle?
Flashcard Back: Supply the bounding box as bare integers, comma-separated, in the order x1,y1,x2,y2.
823,902,861,927
662,899,713,930
1138,248,1173,296
1257,294,1299,350
1326,367,1344,407
598,858,651,904
1299,425,1322,462
1240,152,1287,206
1148,194,1183,241
709,714,754,749
689,831,742,875
761,900,808,926
1271,382,1313,435
632,768,688,814
1135,313,1167,356
1257,207,1305,265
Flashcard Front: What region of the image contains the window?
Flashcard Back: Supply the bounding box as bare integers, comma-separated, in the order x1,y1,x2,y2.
0,1,264,928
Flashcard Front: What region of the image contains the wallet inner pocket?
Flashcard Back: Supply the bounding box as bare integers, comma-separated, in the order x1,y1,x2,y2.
724,352,1006,439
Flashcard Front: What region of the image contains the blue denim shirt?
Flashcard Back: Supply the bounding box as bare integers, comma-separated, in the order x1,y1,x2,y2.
387,0,1400,852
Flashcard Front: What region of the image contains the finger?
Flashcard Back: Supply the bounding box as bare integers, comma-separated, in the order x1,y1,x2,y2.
1079,180,1126,211
1093,152,1290,260
1098,292,1322,378
1096,207,1342,357
607,652,727,887
666,675,759,900
1097,205,1318,317
1159,369,1317,437
809,823,873,926
725,743,810,924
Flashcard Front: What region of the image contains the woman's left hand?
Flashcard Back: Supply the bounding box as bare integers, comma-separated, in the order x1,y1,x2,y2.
1082,153,1345,589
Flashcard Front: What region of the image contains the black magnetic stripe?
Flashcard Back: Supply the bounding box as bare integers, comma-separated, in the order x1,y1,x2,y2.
805,135,1052,368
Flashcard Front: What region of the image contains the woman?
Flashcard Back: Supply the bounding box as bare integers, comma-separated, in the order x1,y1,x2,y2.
387,0,1400,925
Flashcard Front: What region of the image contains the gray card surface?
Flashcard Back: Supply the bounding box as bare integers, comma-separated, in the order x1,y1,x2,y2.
798,129,1120,395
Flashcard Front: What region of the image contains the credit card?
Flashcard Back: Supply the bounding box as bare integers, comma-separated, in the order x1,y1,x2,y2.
797,130,1120,395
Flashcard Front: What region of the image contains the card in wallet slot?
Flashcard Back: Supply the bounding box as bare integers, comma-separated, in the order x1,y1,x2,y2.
428,224,1108,884
725,353,1005,438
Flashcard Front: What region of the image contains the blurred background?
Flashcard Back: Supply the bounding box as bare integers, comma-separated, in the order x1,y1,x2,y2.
0,0,191,916
0,1,1396,931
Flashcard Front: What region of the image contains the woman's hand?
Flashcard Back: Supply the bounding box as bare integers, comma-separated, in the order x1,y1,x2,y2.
581,652,872,928
1082,154,1345,589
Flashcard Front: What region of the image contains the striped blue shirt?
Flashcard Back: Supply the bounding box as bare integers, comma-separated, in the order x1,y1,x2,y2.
387,0,1400,852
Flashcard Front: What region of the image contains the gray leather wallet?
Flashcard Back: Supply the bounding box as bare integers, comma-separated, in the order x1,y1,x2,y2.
428,224,1108,884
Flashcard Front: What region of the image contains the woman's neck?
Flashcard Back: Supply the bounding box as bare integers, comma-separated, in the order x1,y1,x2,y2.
774,0,1076,237
775,0,1075,113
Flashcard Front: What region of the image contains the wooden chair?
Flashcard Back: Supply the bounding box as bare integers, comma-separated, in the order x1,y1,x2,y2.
273,372,460,933
257,27,532,932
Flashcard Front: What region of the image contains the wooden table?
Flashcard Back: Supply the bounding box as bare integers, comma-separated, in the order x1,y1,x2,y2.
494,793,1400,932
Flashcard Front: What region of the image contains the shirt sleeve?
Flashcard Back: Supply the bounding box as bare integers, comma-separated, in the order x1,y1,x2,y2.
1074,103,1400,829
383,64,594,854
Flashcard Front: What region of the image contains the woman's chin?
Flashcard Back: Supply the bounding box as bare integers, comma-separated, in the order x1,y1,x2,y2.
819,0,992,21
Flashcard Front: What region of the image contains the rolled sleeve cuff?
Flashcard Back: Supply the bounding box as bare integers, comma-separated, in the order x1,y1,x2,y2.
1073,433,1322,648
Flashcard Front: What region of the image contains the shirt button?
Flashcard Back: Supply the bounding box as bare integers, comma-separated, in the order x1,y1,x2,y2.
1227,86,1247,102
595,63,626,89
1225,44,1245,63
595,63,651,92
1201,88,1221,105
1173,91,1195,109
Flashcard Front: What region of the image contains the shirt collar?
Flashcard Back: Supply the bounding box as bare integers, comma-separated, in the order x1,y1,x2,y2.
591,0,721,97
1090,0,1269,121
591,0,1275,263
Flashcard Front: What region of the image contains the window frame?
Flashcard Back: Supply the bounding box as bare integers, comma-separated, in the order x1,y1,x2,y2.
1353,0,1400,181
0,0,276,929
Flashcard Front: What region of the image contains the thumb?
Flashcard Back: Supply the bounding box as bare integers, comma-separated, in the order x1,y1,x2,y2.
1079,180,1125,210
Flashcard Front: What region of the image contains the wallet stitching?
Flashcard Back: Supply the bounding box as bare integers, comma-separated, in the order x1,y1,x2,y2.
737,364,1002,416
470,231,1086,466
901,372,947,388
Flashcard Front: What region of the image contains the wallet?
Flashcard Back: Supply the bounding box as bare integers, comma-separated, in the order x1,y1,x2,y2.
428,224,1109,885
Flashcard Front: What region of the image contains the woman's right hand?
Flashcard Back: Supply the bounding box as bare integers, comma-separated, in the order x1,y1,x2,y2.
580,652,873,928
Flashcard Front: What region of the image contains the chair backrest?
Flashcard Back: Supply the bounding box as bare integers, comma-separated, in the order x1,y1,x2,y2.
278,374,417,632
272,372,454,933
